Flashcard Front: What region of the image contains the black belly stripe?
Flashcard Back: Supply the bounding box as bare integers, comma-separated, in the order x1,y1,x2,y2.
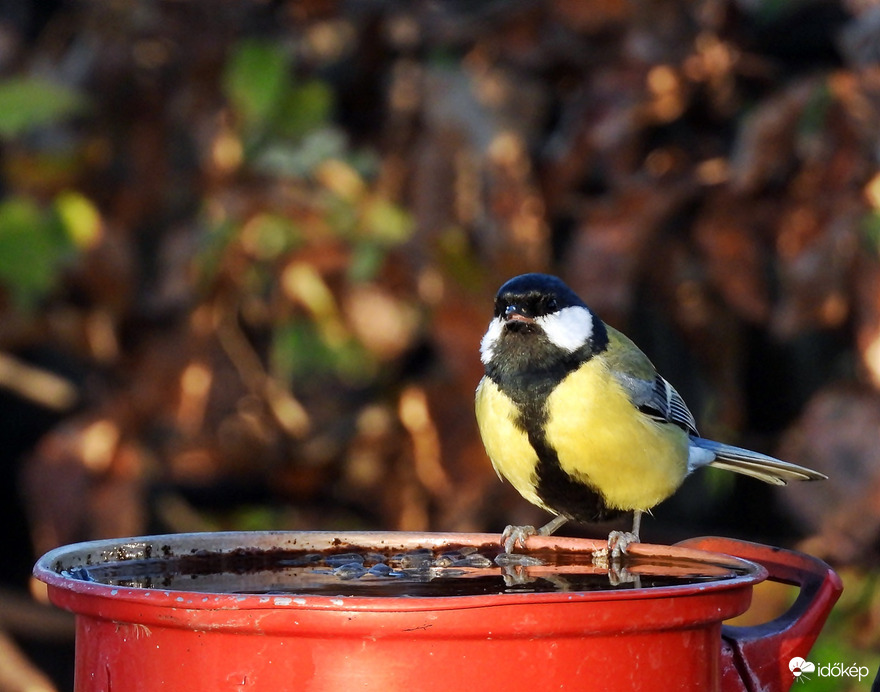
485,325,622,524
526,423,624,524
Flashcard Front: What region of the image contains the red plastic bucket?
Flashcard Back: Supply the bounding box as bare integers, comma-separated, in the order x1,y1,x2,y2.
33,532,841,691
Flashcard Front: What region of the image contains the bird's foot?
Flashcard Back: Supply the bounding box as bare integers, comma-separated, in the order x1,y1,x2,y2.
501,515,568,553
501,525,537,554
608,530,640,559
592,530,640,565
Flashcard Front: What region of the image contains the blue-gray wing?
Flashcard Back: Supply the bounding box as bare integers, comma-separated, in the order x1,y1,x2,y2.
611,370,699,436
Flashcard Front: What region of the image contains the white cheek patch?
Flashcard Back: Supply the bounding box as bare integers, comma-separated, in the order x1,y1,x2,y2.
536,306,593,353
480,317,505,364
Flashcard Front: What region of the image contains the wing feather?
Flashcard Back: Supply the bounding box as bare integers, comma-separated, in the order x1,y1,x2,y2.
603,327,698,435
632,374,699,435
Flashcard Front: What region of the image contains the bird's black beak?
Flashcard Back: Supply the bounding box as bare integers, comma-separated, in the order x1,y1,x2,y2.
504,305,534,324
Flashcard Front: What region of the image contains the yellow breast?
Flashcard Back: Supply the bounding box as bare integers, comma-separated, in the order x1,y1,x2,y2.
544,358,689,511
474,377,549,512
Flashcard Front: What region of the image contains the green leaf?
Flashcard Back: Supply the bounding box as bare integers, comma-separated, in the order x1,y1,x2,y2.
271,321,328,382
0,78,87,138
224,39,289,129
276,80,334,139
229,505,283,531
362,198,413,244
247,213,303,260
860,211,880,256
54,191,102,248
271,320,375,384
0,198,73,307
348,242,386,282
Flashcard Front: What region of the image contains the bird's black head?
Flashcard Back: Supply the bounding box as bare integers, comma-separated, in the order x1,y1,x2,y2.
492,273,585,321
480,274,608,380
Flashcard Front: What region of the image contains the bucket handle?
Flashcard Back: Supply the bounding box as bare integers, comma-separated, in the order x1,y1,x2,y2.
676,536,843,692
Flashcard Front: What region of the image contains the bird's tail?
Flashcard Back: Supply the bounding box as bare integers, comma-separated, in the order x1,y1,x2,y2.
689,437,827,486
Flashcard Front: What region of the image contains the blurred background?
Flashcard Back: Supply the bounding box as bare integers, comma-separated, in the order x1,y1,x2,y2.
1,0,880,689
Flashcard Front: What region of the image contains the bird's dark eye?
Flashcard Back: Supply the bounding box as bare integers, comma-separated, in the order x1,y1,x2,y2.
546,298,558,312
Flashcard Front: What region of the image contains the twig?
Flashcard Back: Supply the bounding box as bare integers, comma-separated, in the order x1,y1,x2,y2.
214,302,310,438
0,352,78,411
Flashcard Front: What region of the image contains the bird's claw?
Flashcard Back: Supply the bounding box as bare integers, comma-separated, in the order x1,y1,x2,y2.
608,530,640,559
592,530,640,566
501,524,537,553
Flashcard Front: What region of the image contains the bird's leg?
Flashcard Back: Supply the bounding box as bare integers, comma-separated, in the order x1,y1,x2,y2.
502,514,568,553
539,513,570,536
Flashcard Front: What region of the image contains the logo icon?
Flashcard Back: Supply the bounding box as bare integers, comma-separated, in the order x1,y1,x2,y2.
789,657,816,682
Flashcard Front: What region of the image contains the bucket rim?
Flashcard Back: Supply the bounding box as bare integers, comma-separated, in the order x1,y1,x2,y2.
33,530,768,612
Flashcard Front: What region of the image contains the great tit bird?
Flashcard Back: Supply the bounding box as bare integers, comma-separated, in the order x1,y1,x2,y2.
475,273,827,556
